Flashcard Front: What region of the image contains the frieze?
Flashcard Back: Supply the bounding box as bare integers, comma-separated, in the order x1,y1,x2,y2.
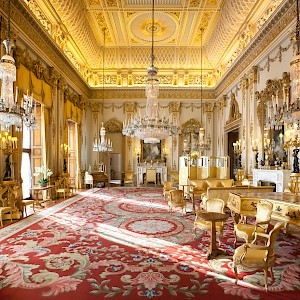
104,118,123,133
90,88,215,100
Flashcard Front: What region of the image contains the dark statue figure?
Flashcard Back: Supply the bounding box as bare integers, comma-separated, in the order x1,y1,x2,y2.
238,154,242,169
255,152,259,167
292,148,300,173
63,158,67,173
3,154,12,181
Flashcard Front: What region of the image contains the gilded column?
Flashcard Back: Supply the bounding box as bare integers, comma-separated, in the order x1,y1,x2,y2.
124,102,136,172
241,75,249,175
169,102,181,174
204,102,214,155
248,66,259,174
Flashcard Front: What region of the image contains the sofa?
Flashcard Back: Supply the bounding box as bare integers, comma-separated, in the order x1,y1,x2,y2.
204,185,275,207
188,178,234,211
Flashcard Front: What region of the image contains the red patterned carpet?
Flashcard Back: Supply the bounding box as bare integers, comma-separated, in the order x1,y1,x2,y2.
0,187,300,300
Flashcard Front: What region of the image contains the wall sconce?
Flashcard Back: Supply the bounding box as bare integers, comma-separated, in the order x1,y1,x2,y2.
61,143,70,173
0,131,18,181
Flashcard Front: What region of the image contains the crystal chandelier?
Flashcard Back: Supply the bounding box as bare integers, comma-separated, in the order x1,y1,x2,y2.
122,0,181,143
0,0,37,131
291,0,300,121
93,28,113,152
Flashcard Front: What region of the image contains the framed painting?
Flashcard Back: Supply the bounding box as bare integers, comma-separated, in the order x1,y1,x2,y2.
141,140,162,161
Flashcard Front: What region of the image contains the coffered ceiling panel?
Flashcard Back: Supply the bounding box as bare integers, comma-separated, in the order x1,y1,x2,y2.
25,0,284,88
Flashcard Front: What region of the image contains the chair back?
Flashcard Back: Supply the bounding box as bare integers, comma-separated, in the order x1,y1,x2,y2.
169,189,184,204
125,172,133,181
256,200,273,229
164,181,173,191
146,168,156,183
265,222,284,260
205,198,224,213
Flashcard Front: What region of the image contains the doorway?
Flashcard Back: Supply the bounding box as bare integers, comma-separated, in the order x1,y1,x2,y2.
110,153,122,184
228,130,239,179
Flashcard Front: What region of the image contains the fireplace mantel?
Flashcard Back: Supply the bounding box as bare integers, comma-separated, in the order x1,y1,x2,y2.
252,169,291,192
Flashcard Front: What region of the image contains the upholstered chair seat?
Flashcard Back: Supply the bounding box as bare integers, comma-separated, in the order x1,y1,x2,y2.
233,222,284,291
163,181,174,200
168,190,186,215
234,200,273,247
194,198,225,243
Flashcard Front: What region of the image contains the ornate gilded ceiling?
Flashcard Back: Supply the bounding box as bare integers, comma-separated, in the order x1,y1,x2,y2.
22,0,284,89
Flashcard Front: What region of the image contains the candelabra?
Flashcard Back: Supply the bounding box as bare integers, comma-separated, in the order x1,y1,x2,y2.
233,140,244,183
0,131,18,181
61,143,70,173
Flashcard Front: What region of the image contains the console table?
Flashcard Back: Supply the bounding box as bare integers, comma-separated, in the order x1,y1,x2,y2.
228,192,300,232
252,169,291,192
137,166,167,186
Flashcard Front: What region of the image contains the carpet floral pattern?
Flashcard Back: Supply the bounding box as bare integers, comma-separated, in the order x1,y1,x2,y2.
0,187,300,300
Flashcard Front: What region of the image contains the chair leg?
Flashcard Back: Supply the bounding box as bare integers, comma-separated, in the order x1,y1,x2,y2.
263,268,268,291
218,231,223,246
0,217,3,227
9,211,12,223
233,230,237,248
194,227,197,239
269,267,274,282
24,205,27,217
234,265,238,285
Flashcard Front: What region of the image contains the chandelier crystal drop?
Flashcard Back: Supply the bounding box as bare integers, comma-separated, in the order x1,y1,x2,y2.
122,0,181,143
93,27,113,152
0,0,37,131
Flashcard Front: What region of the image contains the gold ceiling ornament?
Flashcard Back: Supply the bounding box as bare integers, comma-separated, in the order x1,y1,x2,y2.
122,0,181,143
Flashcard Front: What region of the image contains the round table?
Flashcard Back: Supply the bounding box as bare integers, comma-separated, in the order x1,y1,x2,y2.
196,211,229,259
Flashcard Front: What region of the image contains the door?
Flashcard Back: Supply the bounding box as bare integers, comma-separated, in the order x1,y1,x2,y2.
228,131,239,180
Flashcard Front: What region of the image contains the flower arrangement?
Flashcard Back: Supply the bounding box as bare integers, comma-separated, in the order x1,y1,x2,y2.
33,165,53,186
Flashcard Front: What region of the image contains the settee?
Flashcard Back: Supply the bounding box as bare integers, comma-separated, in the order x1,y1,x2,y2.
189,178,234,198
188,178,234,211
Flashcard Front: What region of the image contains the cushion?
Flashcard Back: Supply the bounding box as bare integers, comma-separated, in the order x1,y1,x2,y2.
205,180,220,188
221,179,234,188
190,180,206,191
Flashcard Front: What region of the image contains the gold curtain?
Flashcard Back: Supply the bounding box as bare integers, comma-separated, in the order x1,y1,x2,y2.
16,64,52,107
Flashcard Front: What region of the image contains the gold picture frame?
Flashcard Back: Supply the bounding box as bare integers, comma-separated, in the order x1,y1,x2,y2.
141,140,162,161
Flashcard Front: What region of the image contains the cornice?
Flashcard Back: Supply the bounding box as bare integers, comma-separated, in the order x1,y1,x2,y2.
90,88,216,100
8,0,90,97
215,0,294,97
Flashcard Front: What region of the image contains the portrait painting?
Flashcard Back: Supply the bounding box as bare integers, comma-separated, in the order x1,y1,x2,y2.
141,141,162,161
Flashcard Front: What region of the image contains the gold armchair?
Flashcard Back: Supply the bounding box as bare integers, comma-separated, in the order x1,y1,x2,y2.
168,189,186,215
194,198,225,242
145,168,157,186
0,188,13,227
234,200,273,247
233,221,284,291
124,171,134,186
163,181,174,200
